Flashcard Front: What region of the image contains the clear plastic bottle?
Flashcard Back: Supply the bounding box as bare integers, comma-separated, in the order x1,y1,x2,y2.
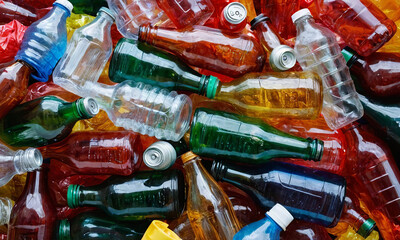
0,144,43,187
0,197,13,226
107,0,172,39
80,81,192,141
53,7,115,96
14,0,72,82
292,9,363,130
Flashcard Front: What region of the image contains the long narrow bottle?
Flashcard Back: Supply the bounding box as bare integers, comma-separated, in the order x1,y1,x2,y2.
0,96,99,147
182,151,241,240
8,168,57,240
40,131,142,175
53,7,115,97
67,169,185,221
0,143,42,187
209,160,346,227
57,211,147,240
138,25,265,78
188,108,324,163
292,9,363,130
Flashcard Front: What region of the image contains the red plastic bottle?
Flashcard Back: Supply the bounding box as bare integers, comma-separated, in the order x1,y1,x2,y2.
0,20,27,66
138,24,265,78
23,81,80,103
0,1,50,26
7,167,56,240
40,131,142,176
343,122,400,226
310,0,397,56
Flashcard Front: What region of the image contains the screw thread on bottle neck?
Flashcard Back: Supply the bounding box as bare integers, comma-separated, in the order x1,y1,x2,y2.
210,161,227,181
14,148,43,174
58,219,71,240
67,184,81,208
309,138,324,161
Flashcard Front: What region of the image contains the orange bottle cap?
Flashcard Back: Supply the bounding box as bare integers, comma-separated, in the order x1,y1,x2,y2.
141,220,182,240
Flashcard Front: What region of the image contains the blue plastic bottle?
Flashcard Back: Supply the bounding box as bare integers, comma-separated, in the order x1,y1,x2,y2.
15,0,73,82
210,160,346,228
233,204,294,240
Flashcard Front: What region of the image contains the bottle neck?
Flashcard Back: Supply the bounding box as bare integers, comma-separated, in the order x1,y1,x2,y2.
68,185,102,208
52,3,71,19
210,161,253,185
13,148,43,174
83,82,116,110
58,219,71,240
341,47,360,69
294,16,314,33
23,169,46,195
204,75,220,98
93,11,115,32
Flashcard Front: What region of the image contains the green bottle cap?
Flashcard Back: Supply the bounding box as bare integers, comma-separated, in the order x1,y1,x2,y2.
341,47,358,68
310,138,324,162
67,184,81,208
205,76,220,99
357,218,376,238
58,219,71,240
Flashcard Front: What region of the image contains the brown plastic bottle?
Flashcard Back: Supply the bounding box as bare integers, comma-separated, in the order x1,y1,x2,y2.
138,25,265,78
0,60,32,119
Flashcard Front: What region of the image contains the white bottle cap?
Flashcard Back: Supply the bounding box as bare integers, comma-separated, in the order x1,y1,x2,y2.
291,8,312,23
54,0,73,13
266,204,294,231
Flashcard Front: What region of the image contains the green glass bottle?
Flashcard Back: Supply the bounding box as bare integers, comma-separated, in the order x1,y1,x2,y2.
67,169,185,221
69,0,108,16
0,96,99,148
189,108,324,163
109,38,219,94
57,211,148,240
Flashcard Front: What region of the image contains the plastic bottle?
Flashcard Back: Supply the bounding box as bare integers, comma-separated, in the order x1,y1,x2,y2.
310,0,396,57
206,71,323,119
0,96,99,148
138,25,265,78
40,131,141,175
342,47,400,99
77,81,192,141
156,0,214,29
209,160,346,227
292,9,363,130
68,0,107,15
106,0,172,39
336,226,380,240
250,14,296,71
233,204,294,240
57,211,147,240
0,198,12,227
53,7,115,97
188,108,324,163
0,1,40,26
181,151,241,240
15,0,72,82
0,20,27,66
65,12,95,40
67,169,185,221
206,2,248,33
23,82,80,103
8,168,57,240
0,143,42,187
343,122,400,226
0,61,32,119
142,220,182,240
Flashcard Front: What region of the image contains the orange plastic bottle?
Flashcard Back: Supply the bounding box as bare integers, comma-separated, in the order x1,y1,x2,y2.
138,25,265,78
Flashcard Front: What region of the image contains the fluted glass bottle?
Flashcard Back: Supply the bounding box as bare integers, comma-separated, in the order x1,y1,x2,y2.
53,7,115,97
40,131,141,175
182,151,241,240
189,108,324,163
0,96,99,147
67,169,185,221
138,25,265,78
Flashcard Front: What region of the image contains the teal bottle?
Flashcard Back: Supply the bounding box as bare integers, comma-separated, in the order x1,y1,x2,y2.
108,38,219,94
189,108,324,163
57,211,148,240
0,96,99,147
67,169,185,221
69,0,108,16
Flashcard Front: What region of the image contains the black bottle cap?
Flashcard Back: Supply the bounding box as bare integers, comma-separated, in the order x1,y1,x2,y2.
250,14,270,30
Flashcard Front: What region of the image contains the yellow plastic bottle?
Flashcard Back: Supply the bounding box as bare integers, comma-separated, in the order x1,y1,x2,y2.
207,71,323,119
335,226,379,240
182,151,241,240
142,220,182,240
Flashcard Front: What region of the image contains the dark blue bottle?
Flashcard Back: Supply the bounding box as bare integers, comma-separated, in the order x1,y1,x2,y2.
15,0,72,82
233,204,293,240
210,160,346,227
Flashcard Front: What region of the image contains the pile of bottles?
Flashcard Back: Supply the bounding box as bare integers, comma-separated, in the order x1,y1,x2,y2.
2,0,400,239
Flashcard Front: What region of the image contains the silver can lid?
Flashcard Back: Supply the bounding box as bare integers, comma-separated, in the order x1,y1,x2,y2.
269,45,297,71
223,2,247,25
82,97,100,117
144,141,177,170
